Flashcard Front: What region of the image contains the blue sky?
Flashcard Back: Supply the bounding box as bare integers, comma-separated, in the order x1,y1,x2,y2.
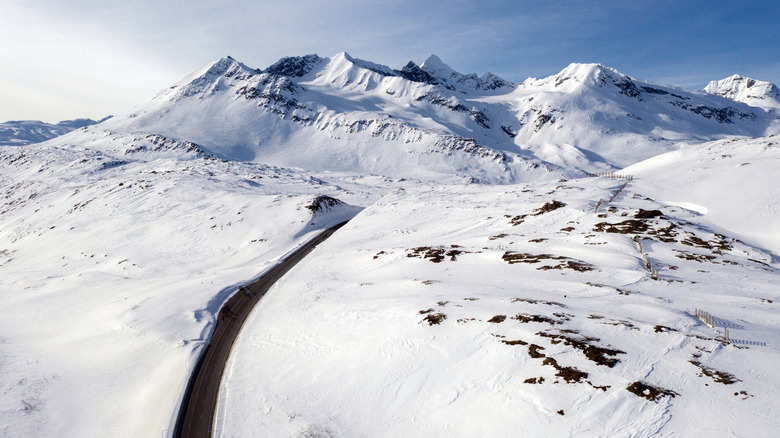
1,0,778,122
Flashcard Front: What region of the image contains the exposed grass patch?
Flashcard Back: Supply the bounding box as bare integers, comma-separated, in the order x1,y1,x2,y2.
487,315,506,323
654,325,676,333
673,249,717,263
537,332,625,367
593,219,649,234
502,252,595,272
626,381,678,402
408,246,470,263
535,200,566,214
527,344,546,359
507,200,566,226
514,314,564,325
634,209,663,219
543,357,589,383
689,359,740,384
421,313,447,325
501,339,528,346
523,377,545,384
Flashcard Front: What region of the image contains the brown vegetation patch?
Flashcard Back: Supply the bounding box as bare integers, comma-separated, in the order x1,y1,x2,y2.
502,252,595,272
507,200,566,226
524,377,545,384
487,315,506,323
422,313,447,325
626,381,678,402
408,246,470,263
689,360,740,384
673,249,717,263
514,314,563,325
654,325,676,333
528,238,548,243
527,344,546,359
645,223,678,242
534,200,566,215
543,357,589,383
537,332,625,367
634,209,663,219
501,339,529,346
489,233,509,240
593,219,649,234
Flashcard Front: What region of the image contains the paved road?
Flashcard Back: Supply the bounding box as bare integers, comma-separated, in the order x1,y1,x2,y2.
174,221,348,438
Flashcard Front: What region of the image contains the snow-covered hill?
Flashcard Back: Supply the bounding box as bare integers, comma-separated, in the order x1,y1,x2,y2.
622,135,780,255
0,117,108,146
705,75,780,111
0,141,378,436
219,177,779,437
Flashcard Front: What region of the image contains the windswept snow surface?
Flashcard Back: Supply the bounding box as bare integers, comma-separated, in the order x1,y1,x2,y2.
219,178,779,437
0,140,377,437
621,135,780,254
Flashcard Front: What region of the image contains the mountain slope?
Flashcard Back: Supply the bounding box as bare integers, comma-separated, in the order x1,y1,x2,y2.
0,141,374,436
504,63,772,169
219,177,780,437
621,135,780,254
54,53,776,183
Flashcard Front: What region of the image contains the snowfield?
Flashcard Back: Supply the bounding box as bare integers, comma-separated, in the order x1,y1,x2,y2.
218,178,779,437
1,52,779,437
0,142,377,436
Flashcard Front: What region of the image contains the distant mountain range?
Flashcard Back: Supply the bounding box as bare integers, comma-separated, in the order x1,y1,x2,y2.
0,117,110,146
6,53,780,182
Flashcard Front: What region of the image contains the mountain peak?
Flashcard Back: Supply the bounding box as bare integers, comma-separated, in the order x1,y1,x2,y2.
547,63,641,99
421,54,456,75
265,54,324,77
704,75,780,109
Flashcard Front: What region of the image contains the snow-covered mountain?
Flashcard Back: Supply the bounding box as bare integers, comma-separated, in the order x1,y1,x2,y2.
705,75,780,110
1,53,779,437
47,53,777,183
0,117,109,146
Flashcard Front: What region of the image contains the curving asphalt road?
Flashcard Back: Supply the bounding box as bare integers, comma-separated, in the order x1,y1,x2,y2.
174,221,348,438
